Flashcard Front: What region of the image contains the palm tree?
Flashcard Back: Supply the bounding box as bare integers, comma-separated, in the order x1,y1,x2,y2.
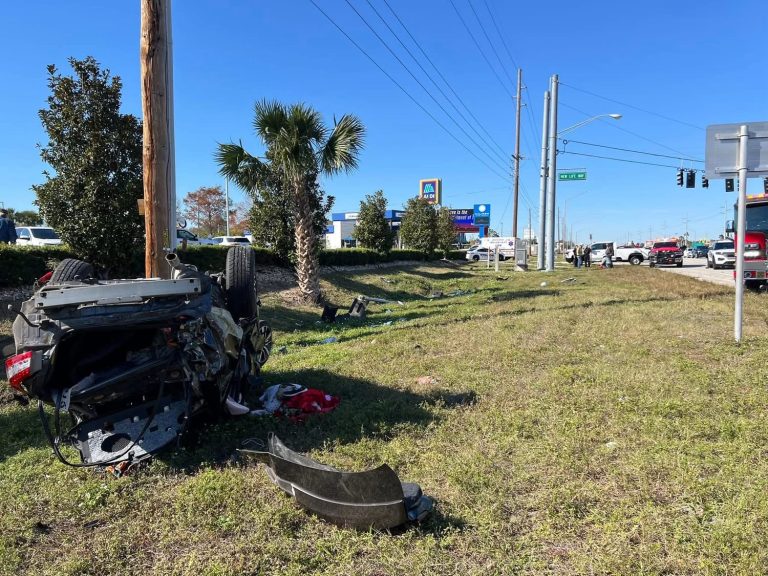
217,100,365,303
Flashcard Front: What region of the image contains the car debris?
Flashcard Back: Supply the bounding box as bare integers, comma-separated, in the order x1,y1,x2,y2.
320,304,339,323
3,248,272,468
560,277,576,284
239,434,433,529
348,294,403,319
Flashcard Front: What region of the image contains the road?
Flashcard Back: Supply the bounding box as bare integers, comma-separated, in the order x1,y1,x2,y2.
647,258,735,287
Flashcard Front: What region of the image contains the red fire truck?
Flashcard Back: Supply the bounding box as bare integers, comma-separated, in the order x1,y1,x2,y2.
728,193,768,287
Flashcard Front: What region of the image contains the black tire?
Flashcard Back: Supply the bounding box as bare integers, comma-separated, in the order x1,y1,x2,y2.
706,258,712,269
498,254,505,261
254,320,273,368
676,262,683,268
649,262,655,268
472,255,479,261
225,246,257,320
629,254,643,266
713,263,720,270
50,258,93,283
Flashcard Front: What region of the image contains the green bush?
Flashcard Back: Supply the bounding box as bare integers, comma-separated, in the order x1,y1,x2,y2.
176,245,282,272
319,248,381,266
0,245,78,287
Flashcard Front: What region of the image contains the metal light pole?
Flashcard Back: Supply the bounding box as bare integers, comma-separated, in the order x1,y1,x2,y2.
545,75,559,271
512,68,522,238
225,177,230,236
537,90,550,270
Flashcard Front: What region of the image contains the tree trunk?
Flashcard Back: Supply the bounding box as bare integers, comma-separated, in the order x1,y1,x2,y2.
293,180,322,304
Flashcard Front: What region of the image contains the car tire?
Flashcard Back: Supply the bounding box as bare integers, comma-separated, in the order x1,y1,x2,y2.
50,258,94,284
254,319,273,368
225,246,258,320
472,256,479,261
713,263,720,270
629,255,643,266
706,259,712,268
649,262,655,268
676,262,683,268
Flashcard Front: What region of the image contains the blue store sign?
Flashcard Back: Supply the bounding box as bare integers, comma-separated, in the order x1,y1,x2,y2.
473,204,491,226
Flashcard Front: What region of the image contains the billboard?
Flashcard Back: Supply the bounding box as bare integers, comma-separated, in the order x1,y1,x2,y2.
419,178,442,205
449,208,477,232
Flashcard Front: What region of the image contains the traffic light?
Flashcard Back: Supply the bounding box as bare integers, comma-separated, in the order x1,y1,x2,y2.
702,175,709,188
726,179,735,192
676,169,683,187
685,170,695,188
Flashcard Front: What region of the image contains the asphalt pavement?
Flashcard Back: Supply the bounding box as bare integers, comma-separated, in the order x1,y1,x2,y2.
645,257,735,287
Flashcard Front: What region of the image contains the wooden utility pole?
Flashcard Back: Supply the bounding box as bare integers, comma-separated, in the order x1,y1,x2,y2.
512,68,522,238
141,0,175,278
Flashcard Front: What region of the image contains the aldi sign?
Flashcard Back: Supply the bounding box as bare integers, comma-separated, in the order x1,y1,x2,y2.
419,178,442,205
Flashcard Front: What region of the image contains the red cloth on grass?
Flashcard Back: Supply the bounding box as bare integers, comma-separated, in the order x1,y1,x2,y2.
281,388,340,422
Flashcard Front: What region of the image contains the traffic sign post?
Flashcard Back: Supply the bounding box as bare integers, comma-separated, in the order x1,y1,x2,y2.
706,122,768,343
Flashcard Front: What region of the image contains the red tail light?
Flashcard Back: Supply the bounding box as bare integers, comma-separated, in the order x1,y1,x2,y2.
5,352,33,391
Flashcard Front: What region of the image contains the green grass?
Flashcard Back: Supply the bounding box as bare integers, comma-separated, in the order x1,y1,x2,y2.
3,263,768,574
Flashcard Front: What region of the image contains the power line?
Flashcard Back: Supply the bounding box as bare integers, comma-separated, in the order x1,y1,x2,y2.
308,0,512,183
559,82,705,131
557,149,685,169
559,138,704,163
380,0,510,159
362,0,509,166
559,100,696,158
466,0,516,88
481,0,519,70
448,0,515,99
342,0,513,177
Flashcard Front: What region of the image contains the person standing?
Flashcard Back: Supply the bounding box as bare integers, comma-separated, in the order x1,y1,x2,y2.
576,244,584,268
0,209,17,244
583,244,592,267
603,242,614,268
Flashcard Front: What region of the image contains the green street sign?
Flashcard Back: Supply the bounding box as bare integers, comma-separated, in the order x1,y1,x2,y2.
558,171,587,181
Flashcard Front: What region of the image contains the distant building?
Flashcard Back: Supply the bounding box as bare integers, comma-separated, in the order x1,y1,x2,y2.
324,210,406,249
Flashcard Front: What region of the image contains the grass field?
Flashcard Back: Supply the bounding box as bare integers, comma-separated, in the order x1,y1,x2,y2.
2,262,768,575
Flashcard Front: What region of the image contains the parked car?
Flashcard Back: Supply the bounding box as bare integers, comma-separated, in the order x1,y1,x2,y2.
693,246,709,258
707,240,736,269
15,226,62,246
648,241,683,267
176,228,200,245
684,247,696,258
210,236,251,246
466,246,506,261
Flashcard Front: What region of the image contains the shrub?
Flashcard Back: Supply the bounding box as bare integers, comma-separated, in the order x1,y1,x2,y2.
0,245,79,287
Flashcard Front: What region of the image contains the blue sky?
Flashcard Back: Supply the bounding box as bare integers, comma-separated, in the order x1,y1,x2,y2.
1,0,765,243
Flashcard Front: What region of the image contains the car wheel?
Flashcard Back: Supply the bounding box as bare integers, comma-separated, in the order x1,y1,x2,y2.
50,258,94,284
225,246,258,320
253,319,273,369
713,263,720,270
629,255,643,266
472,256,479,261
676,262,683,268
649,262,655,268
706,258,712,268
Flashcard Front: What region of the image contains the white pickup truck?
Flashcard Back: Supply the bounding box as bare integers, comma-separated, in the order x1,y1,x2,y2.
566,242,649,265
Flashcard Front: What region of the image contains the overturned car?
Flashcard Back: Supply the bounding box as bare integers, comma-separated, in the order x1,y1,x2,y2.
4,247,272,467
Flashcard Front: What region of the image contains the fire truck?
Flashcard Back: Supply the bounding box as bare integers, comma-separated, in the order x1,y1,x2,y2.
727,193,768,287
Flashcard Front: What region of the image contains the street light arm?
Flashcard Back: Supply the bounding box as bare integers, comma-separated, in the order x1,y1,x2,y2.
557,113,621,136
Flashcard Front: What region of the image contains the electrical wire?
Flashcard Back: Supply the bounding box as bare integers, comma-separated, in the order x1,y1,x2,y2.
480,0,519,70
559,82,705,131
448,0,515,99
559,101,696,158
560,139,704,163
380,0,510,160
341,0,514,178
308,0,512,183
557,149,685,169
362,0,509,166
466,0,516,88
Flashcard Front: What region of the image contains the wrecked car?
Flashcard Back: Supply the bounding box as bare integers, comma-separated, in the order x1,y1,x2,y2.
4,247,272,468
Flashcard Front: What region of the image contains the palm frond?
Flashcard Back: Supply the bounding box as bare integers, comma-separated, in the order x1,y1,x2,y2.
254,100,288,146
320,114,366,175
287,103,327,145
215,142,269,193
